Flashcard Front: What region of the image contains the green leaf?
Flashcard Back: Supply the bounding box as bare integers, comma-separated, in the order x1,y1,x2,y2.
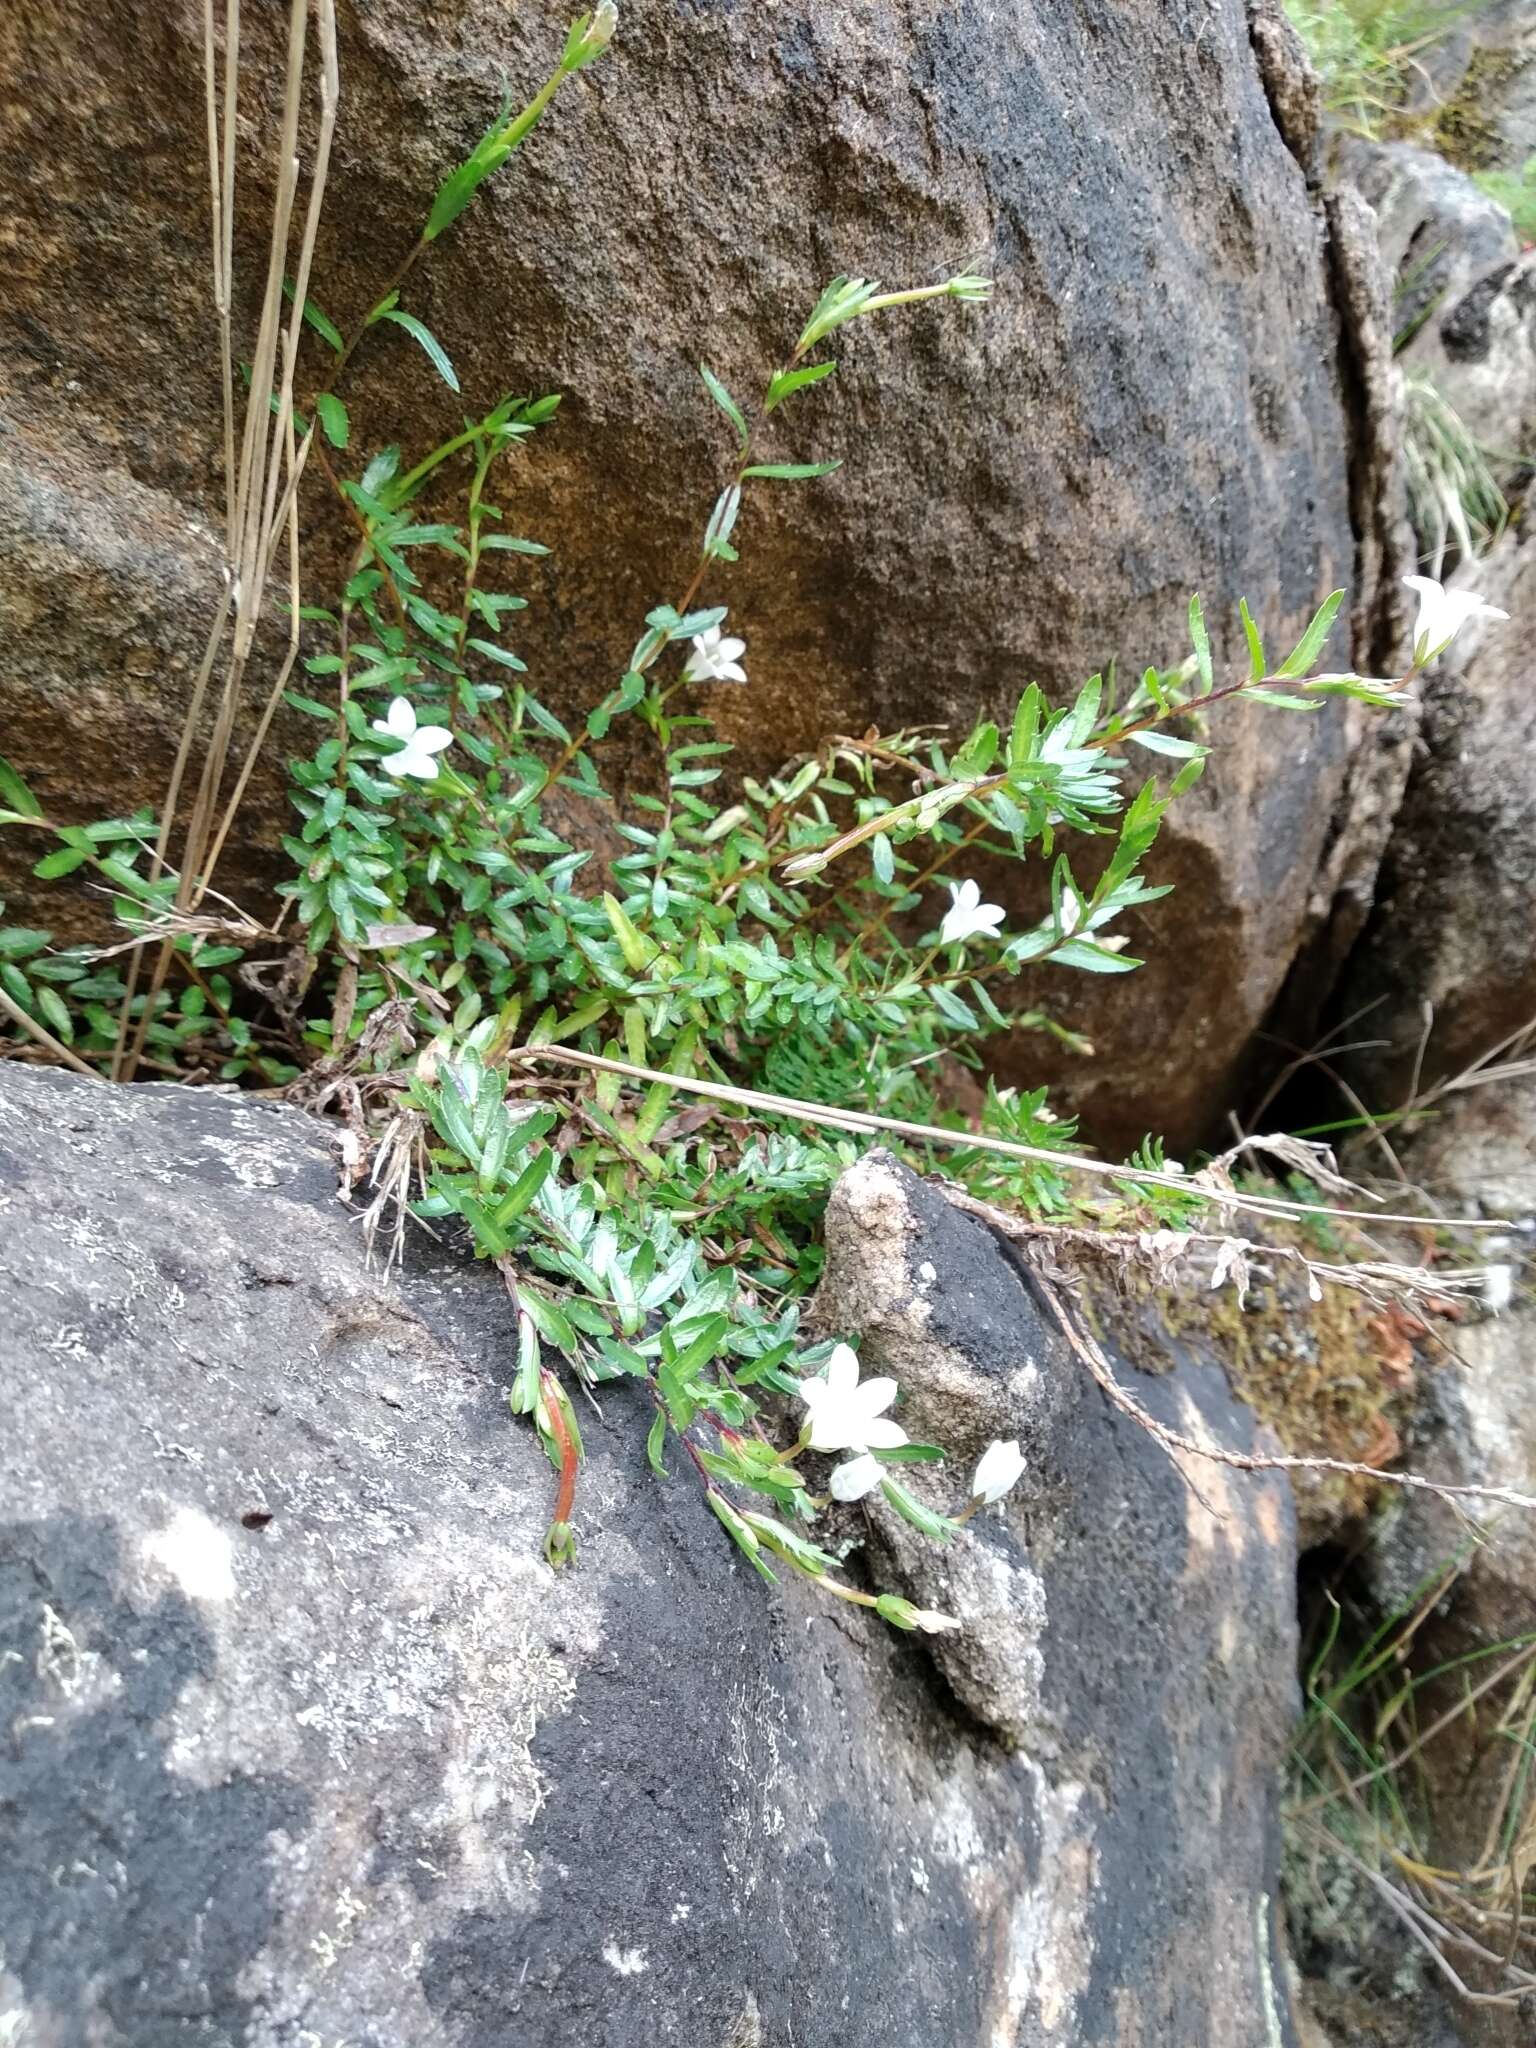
1127,731,1206,759
282,279,344,353
1052,938,1139,973
1008,683,1044,769
1188,594,1213,691
36,986,74,1041
1276,590,1345,679
0,754,42,820
1239,598,1266,682
740,461,840,481
377,309,460,393
951,721,999,780
314,392,349,449
871,832,895,886
492,1148,554,1228
646,1410,669,1477
699,365,748,448
1246,687,1319,711
764,361,837,411
796,274,880,355
603,892,658,971
33,846,89,880
931,984,979,1029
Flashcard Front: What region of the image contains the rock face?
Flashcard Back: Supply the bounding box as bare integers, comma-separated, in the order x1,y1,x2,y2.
0,0,1391,1149
1334,536,1536,1111
1323,1085,1536,2048
0,1063,1303,2045
1339,141,1521,345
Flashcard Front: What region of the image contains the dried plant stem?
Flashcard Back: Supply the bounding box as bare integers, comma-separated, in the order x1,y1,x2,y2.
0,988,106,1082
506,1044,1514,1233
116,0,338,1083
1023,1254,1536,1517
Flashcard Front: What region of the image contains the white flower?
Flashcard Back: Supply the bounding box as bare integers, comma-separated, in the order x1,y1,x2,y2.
798,1342,907,1454
1059,887,1084,935
829,1452,885,1501
371,696,454,780
970,1439,1025,1505
1403,575,1509,663
682,623,747,684
1483,1264,1516,1314
940,878,1005,946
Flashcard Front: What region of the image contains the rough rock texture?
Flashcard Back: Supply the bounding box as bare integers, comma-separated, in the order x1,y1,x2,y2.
1334,536,1536,1111
0,0,1393,1148
0,1063,1303,2045
1410,0,1536,180
1325,1086,1536,2048
1339,140,1521,344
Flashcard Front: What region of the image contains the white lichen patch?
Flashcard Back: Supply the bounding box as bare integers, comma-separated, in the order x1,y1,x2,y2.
601,1941,649,1976
141,1506,238,1603
991,1767,1097,2044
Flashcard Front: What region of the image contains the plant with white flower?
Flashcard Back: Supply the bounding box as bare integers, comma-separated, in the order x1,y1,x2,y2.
1403,573,1509,664
370,697,455,781
682,622,748,685
1,1,1521,1637
940,878,1005,946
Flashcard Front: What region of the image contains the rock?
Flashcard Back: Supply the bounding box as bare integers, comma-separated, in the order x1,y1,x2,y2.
0,0,1393,1150
1337,140,1520,340
1334,535,1536,1112
0,1063,1303,2044
1315,1084,1536,2046
1409,3,1536,182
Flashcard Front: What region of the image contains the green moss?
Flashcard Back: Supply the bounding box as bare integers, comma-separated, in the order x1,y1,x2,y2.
1434,47,1533,173
1089,1220,1412,1535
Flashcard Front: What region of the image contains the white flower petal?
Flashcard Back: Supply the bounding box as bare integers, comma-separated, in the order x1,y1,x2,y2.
971,1438,1025,1505
412,725,454,756
823,1343,860,1397
829,1453,884,1501
861,1417,909,1451
851,1375,898,1421
383,695,417,739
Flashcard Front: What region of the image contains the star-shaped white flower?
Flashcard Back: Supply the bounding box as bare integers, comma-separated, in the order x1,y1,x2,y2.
970,1439,1025,1505
798,1342,906,1455
370,696,454,780
1403,575,1508,663
940,878,1005,946
682,623,748,685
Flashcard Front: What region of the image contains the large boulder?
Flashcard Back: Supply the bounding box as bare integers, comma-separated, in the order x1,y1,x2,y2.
0,0,1392,1150
1334,535,1536,1113
0,1061,1304,2044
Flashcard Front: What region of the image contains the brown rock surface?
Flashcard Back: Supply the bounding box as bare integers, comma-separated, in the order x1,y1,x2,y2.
0,0,1389,1147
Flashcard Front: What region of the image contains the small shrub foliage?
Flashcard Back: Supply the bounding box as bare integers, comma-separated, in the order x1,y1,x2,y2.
0,10,1438,1623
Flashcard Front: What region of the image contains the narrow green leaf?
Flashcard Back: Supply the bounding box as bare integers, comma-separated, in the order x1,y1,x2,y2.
1127,731,1206,759
378,309,461,393
1277,590,1346,679
646,1410,669,1477
699,365,749,448
1239,598,1266,682
740,461,841,481
764,361,837,411
1188,594,1213,691
0,754,42,820
282,280,344,353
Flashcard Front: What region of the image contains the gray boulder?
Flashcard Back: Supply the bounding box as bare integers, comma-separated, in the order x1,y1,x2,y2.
0,1063,1302,2044
0,0,1391,1151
